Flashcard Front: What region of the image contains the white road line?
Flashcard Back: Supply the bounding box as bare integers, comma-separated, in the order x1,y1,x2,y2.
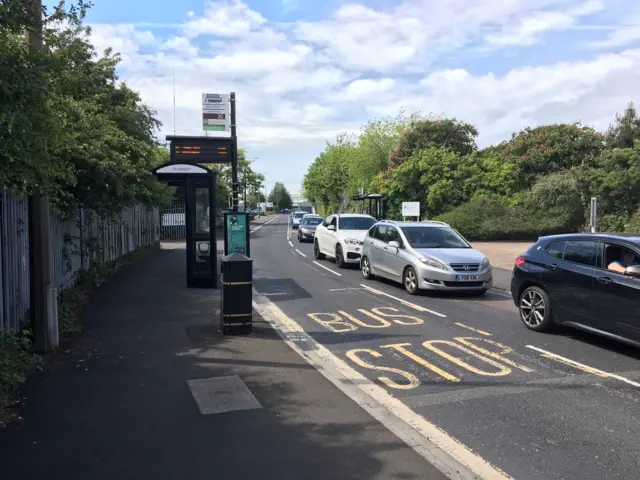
359,284,446,317
526,345,640,388
250,215,277,233
253,292,512,480
489,288,512,298
312,261,342,276
329,287,365,292
454,322,492,336
288,240,294,247
295,249,307,257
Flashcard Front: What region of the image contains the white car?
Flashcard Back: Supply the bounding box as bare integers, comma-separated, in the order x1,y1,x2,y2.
314,214,377,268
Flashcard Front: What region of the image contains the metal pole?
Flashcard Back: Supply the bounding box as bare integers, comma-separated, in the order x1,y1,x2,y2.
590,197,598,233
26,0,55,351
243,164,247,211
230,92,239,212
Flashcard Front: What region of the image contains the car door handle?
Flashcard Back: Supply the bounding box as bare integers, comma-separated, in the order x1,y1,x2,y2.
383,246,388,250
547,263,559,270
597,276,613,285
369,241,374,245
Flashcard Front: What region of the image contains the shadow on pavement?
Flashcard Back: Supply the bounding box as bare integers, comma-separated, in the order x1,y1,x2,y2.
0,248,443,480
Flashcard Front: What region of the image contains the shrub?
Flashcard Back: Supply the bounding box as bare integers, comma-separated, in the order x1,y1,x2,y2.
436,196,580,241
0,329,41,409
626,209,640,233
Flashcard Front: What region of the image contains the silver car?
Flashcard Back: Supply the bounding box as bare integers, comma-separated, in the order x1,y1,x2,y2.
291,211,307,229
361,220,492,295
297,215,323,242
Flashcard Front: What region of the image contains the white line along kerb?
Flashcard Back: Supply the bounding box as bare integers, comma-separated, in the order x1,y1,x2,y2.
253,292,512,480
250,215,277,234
295,249,307,258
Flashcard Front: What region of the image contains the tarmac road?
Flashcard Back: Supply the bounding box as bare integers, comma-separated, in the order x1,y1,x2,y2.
252,215,640,480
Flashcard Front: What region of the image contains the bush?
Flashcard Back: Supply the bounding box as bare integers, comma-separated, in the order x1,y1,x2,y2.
0,329,41,409
436,196,580,241
626,209,640,233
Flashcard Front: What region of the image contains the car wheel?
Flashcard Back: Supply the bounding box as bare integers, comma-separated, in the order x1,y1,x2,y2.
335,245,346,269
314,240,325,260
519,286,553,332
403,266,419,295
361,256,374,280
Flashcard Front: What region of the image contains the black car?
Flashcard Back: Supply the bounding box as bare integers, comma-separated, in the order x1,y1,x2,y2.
511,233,640,345
297,215,323,242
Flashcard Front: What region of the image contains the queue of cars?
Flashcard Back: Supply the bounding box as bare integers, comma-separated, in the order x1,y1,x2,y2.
307,213,492,294
292,211,640,347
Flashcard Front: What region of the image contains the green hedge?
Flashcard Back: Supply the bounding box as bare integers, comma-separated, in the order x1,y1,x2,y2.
435,197,580,241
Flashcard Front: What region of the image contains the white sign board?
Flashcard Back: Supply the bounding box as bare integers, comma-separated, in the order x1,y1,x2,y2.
402,202,420,217
156,164,208,174
267,202,274,208
202,93,230,132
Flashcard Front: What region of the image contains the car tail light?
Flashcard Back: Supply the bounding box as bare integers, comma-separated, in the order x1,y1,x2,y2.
515,256,526,267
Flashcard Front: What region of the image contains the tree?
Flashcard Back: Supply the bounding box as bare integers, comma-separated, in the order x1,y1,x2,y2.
0,0,173,215
495,124,605,190
207,149,264,209
386,117,478,169
268,182,293,210
302,134,353,215
304,103,640,239
347,110,419,194
605,102,640,149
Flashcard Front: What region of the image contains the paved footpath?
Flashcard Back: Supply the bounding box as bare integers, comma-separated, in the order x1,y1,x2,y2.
0,241,446,479
470,242,534,291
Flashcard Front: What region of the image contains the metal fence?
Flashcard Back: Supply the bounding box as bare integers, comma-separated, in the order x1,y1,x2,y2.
160,203,186,240
0,189,160,331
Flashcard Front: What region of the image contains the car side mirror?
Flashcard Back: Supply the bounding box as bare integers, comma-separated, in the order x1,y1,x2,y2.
624,265,640,278
327,225,336,231
388,240,402,249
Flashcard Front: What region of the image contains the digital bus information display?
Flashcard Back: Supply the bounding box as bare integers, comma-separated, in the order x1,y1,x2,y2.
168,136,233,163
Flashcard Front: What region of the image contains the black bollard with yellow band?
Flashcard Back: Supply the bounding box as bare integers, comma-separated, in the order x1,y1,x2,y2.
220,252,253,335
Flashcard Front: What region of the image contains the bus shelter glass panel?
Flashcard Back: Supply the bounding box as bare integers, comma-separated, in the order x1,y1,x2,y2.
194,186,212,274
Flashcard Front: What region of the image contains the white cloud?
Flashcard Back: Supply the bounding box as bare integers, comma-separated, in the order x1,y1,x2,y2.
589,12,640,48
183,0,267,38
86,0,640,194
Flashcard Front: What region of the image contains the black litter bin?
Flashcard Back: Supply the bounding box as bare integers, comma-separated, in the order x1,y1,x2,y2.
220,252,253,334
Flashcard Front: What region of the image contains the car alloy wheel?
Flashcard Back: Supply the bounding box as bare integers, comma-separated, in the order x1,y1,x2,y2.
403,267,418,295
314,240,325,260
519,286,553,331
361,257,373,279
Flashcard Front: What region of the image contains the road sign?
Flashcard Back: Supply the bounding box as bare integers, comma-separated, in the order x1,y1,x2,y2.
202,93,230,132
402,202,420,218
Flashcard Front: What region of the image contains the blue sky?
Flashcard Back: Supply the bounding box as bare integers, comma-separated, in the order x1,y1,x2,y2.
48,0,640,195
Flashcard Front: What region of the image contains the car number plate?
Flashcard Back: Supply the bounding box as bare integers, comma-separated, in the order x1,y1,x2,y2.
455,275,478,281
